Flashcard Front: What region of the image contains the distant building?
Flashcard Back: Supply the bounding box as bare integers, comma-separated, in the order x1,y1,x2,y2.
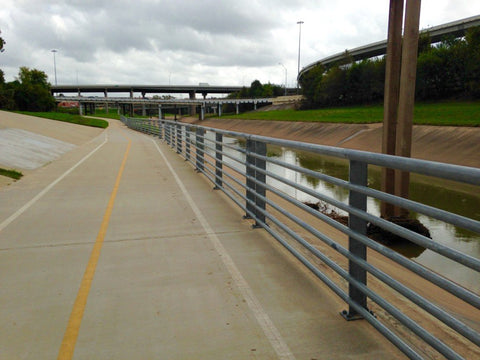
58,101,79,108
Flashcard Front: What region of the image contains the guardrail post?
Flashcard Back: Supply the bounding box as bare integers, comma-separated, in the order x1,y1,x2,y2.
245,139,256,219
253,140,267,227
185,127,191,161
244,140,267,226
166,122,171,146
169,122,174,149
195,128,204,172
214,133,223,190
342,160,368,321
176,123,182,154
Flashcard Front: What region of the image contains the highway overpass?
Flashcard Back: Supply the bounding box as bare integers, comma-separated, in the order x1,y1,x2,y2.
55,95,273,119
298,14,480,81
51,84,244,99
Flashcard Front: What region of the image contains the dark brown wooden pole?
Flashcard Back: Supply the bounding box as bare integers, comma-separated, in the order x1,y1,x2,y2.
394,0,422,217
381,0,404,218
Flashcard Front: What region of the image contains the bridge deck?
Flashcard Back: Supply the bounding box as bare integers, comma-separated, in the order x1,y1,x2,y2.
0,113,403,359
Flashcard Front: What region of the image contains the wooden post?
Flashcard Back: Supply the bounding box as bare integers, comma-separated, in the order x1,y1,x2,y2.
381,0,404,218
394,0,421,217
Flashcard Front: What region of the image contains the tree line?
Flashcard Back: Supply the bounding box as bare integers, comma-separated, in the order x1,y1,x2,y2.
299,26,480,108
0,32,55,112
229,80,284,99
0,67,55,111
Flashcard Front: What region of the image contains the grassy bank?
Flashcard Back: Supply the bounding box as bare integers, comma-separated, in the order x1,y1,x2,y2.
223,101,480,126
0,168,23,180
90,108,121,120
17,111,109,128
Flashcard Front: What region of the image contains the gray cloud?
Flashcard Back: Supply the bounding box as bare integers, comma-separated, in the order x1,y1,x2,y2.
1,0,479,87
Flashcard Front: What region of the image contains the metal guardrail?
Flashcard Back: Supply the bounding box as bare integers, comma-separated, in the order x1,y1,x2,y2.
121,116,480,359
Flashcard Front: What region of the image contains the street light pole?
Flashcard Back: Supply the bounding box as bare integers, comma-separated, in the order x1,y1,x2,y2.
51,49,58,86
278,63,287,96
297,20,304,92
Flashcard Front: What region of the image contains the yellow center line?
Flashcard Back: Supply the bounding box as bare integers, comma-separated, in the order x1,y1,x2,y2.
57,139,132,360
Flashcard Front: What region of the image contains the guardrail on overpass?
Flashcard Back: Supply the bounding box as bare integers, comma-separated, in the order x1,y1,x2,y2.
121,116,480,359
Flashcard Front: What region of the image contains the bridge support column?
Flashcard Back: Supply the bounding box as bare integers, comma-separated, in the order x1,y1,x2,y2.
236,102,239,115
254,101,257,110
79,102,83,116
142,102,146,117
218,103,222,117
158,104,163,119
104,90,109,115
189,91,197,116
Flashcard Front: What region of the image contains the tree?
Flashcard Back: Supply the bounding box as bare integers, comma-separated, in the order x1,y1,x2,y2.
0,29,5,53
14,67,55,111
465,27,480,97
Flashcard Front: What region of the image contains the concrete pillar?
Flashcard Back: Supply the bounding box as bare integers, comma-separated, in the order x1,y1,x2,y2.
142,102,146,117
218,103,222,117
201,103,205,121
130,89,133,98
236,102,239,115
158,104,162,119
189,91,197,115
79,102,83,116
254,101,257,110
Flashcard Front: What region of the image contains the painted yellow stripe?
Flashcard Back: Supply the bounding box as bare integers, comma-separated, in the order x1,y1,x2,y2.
57,139,132,360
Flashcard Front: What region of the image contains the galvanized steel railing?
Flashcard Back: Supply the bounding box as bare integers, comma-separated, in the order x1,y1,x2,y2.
121,116,480,360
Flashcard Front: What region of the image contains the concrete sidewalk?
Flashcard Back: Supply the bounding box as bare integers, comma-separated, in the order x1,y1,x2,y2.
0,116,403,359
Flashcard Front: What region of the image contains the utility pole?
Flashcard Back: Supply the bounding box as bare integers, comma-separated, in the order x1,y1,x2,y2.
279,63,287,96
381,0,421,218
394,0,422,217
297,21,304,92
51,49,58,85
381,0,404,218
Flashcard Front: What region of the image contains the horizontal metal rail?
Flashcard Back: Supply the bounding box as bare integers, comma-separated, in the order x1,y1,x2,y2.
122,116,480,360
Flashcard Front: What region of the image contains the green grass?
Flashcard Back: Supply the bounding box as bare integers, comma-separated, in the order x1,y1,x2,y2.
223,101,480,126
17,111,109,128
0,168,23,180
91,108,122,120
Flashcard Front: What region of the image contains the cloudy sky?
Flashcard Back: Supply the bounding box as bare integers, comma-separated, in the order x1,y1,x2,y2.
1,0,479,91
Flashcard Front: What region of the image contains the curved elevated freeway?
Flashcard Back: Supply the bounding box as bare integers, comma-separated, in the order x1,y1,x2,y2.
298,14,480,81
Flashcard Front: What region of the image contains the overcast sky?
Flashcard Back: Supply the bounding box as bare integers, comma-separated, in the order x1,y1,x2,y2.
1,0,479,91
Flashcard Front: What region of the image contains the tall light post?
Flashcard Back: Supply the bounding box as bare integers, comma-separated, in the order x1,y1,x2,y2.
296,20,304,92
51,49,58,86
278,63,287,96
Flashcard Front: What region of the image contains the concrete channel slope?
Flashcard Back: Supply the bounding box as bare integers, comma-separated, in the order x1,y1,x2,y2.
0,113,403,359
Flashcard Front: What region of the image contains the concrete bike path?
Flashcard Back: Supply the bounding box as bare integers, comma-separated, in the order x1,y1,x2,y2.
0,118,403,359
